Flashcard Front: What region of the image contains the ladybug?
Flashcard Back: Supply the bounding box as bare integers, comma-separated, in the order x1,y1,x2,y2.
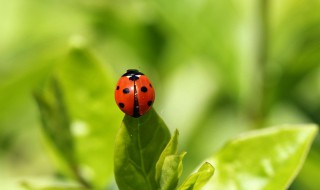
115,69,155,118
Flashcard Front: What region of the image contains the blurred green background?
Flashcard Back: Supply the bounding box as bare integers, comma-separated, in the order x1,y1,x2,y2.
1,0,320,189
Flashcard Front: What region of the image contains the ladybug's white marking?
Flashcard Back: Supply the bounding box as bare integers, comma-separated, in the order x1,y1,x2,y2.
126,75,141,78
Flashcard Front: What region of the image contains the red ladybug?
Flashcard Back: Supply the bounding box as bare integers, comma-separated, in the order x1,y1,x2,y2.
115,69,155,118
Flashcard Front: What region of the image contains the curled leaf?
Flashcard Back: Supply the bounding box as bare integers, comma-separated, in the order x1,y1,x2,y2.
156,129,179,182
160,152,186,190
178,162,214,190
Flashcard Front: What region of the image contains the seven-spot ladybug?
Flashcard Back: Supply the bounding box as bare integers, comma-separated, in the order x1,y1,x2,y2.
115,69,155,118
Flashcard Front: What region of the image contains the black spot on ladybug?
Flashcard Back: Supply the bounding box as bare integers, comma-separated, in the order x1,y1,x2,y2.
141,86,148,92
119,103,125,108
116,86,119,90
129,75,140,81
149,84,152,88
147,101,153,106
123,88,130,94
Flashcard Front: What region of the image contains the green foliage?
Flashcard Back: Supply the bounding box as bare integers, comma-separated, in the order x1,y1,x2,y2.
156,130,179,182
178,162,214,190
114,109,214,190
159,152,186,190
21,182,86,190
114,109,170,190
55,48,122,188
34,47,122,189
34,79,76,168
203,125,318,190
1,0,320,190
113,113,316,190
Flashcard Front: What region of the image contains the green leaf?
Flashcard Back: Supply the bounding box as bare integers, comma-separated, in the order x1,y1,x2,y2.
55,47,122,188
160,152,186,190
34,79,91,188
114,108,171,190
203,125,318,190
34,47,122,188
178,162,214,190
156,129,179,182
34,79,76,167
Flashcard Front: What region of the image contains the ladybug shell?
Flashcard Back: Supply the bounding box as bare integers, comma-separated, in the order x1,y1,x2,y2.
115,70,155,118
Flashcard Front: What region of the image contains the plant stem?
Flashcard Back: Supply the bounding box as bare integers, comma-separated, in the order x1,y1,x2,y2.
251,0,269,128
71,165,92,189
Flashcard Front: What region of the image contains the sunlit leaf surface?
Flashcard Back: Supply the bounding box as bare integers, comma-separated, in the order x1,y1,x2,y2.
204,125,318,190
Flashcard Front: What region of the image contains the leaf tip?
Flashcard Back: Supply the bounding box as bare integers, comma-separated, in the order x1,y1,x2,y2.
202,162,215,174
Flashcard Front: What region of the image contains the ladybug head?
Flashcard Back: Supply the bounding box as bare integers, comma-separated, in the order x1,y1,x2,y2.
122,69,144,77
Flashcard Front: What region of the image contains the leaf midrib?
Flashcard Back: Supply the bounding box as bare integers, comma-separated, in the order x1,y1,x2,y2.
137,119,154,190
